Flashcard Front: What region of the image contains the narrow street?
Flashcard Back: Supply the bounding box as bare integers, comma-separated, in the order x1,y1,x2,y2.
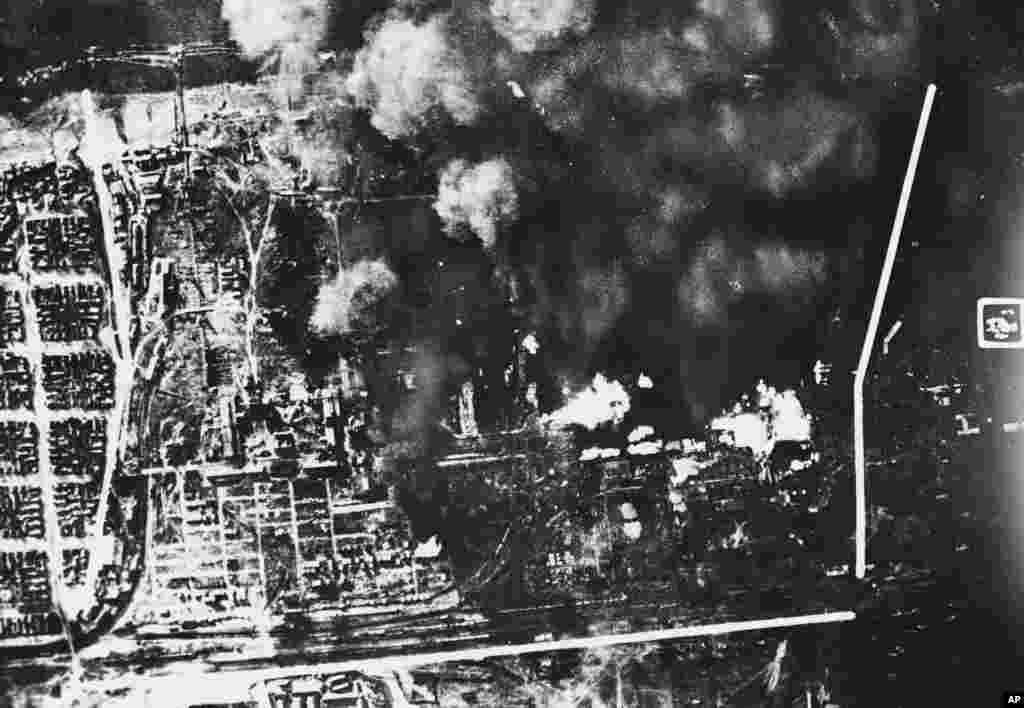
18,210,70,648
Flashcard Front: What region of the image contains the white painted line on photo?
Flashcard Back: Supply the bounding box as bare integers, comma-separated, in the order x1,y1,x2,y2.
855,83,936,580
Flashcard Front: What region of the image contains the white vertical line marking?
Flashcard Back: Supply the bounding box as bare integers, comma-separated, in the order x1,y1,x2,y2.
855,84,937,579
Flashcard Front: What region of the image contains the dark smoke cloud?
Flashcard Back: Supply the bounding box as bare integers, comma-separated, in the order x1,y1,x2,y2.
409,0,886,418
377,340,454,480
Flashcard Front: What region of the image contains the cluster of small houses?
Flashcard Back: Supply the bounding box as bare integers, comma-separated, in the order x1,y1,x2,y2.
0,287,24,345
1,162,95,217
0,204,18,272
0,353,32,410
24,213,100,271
41,351,116,410
0,485,44,540
0,421,38,477
53,481,101,538
0,550,57,638
50,417,107,478
34,283,106,342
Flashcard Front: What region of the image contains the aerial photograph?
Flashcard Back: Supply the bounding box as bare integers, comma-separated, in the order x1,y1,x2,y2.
0,0,1022,706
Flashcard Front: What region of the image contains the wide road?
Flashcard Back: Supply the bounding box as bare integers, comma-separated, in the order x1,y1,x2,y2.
68,610,854,707
48,574,852,676
81,90,138,598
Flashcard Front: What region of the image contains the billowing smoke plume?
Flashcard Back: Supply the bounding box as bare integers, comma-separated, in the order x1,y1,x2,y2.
678,235,827,325
378,342,449,479
221,0,329,109
257,100,353,186
310,259,399,335
318,0,900,423
753,244,829,293
576,262,631,350
488,0,597,53
347,13,480,139
711,381,812,455
434,158,519,248
220,0,328,58
710,410,770,454
824,0,921,80
525,0,775,136
599,32,725,107
695,0,776,54
716,91,874,196
759,381,812,442
627,185,708,265
544,374,631,430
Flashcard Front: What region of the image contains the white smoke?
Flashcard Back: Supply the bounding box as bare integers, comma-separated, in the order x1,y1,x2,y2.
710,410,770,454
598,31,734,108
715,92,867,196
310,259,399,335
257,102,353,185
670,456,702,485
767,387,812,442
822,0,919,80
434,158,519,248
627,425,655,443
220,0,327,58
696,0,775,54
489,0,597,53
521,333,540,355
544,373,631,430
711,381,812,455
678,236,731,324
346,14,480,139
220,0,329,109
679,236,827,325
753,244,827,292
579,446,621,461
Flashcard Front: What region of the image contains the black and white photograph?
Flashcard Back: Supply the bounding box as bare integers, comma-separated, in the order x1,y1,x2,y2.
0,1,1022,706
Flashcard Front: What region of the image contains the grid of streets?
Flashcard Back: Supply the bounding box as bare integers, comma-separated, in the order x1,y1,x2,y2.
0,113,862,673
0,161,123,646
132,472,456,628
0,81,903,708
